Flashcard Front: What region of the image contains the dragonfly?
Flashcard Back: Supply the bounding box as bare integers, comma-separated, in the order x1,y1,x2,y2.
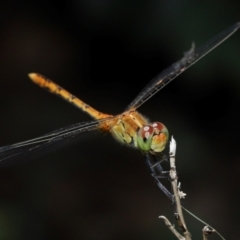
0,22,239,168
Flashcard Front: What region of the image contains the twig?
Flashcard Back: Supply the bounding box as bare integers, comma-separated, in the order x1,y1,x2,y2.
182,207,225,240
202,226,216,240
159,216,185,240
169,136,191,240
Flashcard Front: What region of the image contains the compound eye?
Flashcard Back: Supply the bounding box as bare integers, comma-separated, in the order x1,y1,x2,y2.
150,122,169,153
139,125,154,140
136,125,154,152
152,122,166,132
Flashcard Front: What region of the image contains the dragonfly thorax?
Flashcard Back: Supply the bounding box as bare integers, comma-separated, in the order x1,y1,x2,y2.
109,111,168,154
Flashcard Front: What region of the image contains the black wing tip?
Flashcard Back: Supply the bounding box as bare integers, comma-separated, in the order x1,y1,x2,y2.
230,22,240,32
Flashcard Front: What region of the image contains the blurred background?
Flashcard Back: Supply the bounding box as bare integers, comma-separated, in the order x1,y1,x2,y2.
0,1,239,239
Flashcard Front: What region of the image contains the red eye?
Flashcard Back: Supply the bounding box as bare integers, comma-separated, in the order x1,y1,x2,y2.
138,125,154,140
152,122,165,132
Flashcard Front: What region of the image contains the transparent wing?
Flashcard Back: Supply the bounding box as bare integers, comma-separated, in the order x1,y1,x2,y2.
0,118,111,167
127,22,240,110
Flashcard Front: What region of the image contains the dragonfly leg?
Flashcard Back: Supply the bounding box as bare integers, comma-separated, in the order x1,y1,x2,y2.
148,154,169,178
149,164,169,179
145,153,174,202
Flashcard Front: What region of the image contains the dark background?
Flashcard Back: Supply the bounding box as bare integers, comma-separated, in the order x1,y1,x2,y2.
0,1,239,239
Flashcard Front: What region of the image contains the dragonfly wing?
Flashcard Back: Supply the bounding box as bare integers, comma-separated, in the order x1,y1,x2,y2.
0,118,108,167
127,22,240,110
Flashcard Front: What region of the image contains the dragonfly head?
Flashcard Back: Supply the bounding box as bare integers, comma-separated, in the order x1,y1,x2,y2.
136,122,169,153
